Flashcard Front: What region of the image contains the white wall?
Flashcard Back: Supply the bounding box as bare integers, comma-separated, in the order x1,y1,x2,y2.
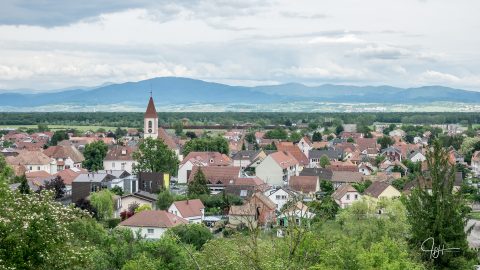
103,160,137,174
256,156,284,186
177,161,194,184
123,226,166,240
339,192,361,209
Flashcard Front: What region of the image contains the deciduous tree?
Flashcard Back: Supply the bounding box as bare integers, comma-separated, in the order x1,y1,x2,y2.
133,137,179,176
82,140,108,171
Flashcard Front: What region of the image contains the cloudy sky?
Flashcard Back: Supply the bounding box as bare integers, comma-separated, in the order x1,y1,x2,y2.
1,0,479,91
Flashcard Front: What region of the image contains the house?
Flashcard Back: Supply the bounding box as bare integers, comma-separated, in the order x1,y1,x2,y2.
309,148,343,167
332,184,361,208
288,175,319,197
340,132,363,140
118,210,188,240
178,151,232,184
381,146,403,161
408,150,426,163
358,163,374,175
380,160,408,174
355,138,379,157
103,145,137,173
138,172,169,194
299,167,333,181
55,167,88,187
6,150,57,174
472,151,480,177
71,172,116,203
275,141,309,168
449,148,465,164
224,176,269,199
43,145,85,171
229,192,276,228
297,136,313,158
255,151,299,187
117,191,158,217
327,160,358,172
188,166,241,194
264,187,297,211
363,181,401,200
168,199,205,223
331,171,363,189
277,201,315,228
232,150,266,169
403,172,463,194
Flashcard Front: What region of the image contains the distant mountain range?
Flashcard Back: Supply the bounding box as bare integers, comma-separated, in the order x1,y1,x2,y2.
1,77,480,110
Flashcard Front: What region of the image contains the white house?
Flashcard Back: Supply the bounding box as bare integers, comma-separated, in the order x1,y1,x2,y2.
168,199,205,223
256,151,299,187
389,129,406,137
177,152,232,184
408,150,426,163
472,151,480,177
118,210,188,240
264,187,297,211
332,184,361,209
43,145,84,171
297,136,313,158
103,146,137,174
6,150,57,174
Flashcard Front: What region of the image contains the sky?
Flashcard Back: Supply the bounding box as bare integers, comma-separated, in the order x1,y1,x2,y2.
1,0,480,91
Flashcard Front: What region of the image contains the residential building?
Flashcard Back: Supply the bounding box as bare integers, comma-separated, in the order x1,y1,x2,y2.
288,175,319,197
168,199,205,223
264,187,297,211
332,184,361,208
118,210,188,240
138,172,169,194
178,151,232,184
229,192,276,228
71,172,116,203
187,166,241,194
43,145,84,170
472,151,480,177
6,150,57,174
103,145,137,173
255,151,299,187
363,181,401,200
117,191,158,217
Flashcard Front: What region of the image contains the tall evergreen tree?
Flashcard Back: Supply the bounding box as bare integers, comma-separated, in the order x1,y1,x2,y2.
188,168,210,197
18,174,30,194
404,140,476,269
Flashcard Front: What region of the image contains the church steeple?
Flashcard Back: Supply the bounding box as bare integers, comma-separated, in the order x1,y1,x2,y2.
144,96,158,139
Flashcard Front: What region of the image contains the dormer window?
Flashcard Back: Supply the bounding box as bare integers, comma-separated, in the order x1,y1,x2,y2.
121,149,127,155
210,159,214,163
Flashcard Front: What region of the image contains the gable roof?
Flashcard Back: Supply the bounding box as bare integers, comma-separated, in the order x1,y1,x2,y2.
158,128,178,150
332,184,358,201
6,150,53,166
172,199,205,218
144,97,158,118
269,151,299,169
232,150,260,161
331,171,363,183
188,166,240,185
309,148,343,160
56,168,88,185
104,145,136,161
43,145,85,163
355,138,379,152
364,181,392,198
181,151,231,166
289,175,318,193
275,142,309,166
299,167,333,180
119,210,188,228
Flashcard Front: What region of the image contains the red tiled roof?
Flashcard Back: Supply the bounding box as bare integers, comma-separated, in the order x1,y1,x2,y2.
188,166,240,185
158,128,178,150
104,145,137,161
144,97,158,118
275,142,309,166
56,168,87,185
25,170,52,180
172,199,204,218
43,145,85,163
119,210,188,228
269,151,299,169
289,175,318,193
181,151,231,166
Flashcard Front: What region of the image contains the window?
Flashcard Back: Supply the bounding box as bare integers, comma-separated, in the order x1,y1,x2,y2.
147,229,154,234
37,166,40,170
240,190,248,197
354,194,358,199
276,195,281,200
346,194,350,200
148,121,152,128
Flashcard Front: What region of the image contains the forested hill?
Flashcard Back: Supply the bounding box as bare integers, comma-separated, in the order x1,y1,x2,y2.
1,77,480,108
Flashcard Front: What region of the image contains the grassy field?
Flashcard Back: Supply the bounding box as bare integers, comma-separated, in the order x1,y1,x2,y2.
0,125,125,132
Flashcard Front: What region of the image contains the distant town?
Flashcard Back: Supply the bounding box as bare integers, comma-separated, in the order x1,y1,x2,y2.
2,96,480,269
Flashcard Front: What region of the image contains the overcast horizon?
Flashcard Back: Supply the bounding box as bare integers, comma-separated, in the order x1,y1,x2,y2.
1,0,480,91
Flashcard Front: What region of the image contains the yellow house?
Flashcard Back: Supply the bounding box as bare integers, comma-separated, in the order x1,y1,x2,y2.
364,181,401,200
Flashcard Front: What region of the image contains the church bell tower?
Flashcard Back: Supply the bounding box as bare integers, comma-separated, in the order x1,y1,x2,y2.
144,94,158,139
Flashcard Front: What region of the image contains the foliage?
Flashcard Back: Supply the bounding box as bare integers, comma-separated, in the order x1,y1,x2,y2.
308,196,339,220
0,154,14,182
90,189,115,220
187,168,210,197
50,130,69,146
264,127,288,140
110,186,124,196
157,189,175,210
320,180,334,195
347,137,355,143
335,125,344,135
82,140,108,171
404,141,477,269
312,131,322,142
173,121,183,136
352,180,372,193
18,174,30,194
75,198,98,219
319,155,330,168
132,137,179,176
185,131,197,139
377,135,395,149
0,180,92,269
460,136,480,163
134,204,152,213
182,136,229,156
168,223,213,250
40,175,66,199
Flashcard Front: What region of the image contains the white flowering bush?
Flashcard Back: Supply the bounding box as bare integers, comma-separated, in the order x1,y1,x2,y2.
0,177,92,269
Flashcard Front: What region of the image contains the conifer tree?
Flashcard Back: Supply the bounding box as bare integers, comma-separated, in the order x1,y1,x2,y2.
188,167,210,197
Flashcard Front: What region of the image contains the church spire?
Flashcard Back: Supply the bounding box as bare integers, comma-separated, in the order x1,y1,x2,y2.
144,96,158,119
